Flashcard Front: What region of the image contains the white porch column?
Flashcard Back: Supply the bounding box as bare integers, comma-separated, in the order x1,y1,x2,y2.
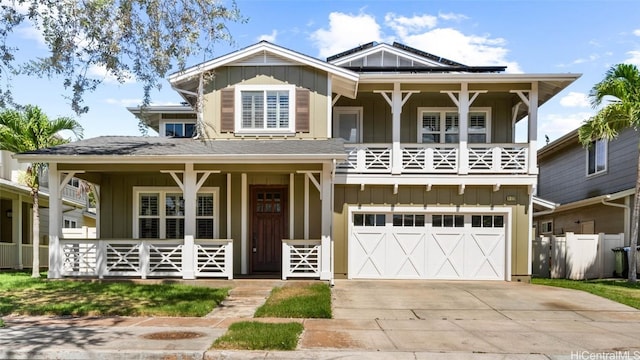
13,195,23,269
48,162,62,278
458,83,470,175
241,173,248,274
320,161,332,280
391,82,403,174
182,163,196,279
528,82,539,174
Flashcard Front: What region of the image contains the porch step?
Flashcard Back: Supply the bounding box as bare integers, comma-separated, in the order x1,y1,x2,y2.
207,285,273,318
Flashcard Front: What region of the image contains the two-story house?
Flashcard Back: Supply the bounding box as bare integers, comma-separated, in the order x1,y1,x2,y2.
535,127,637,241
15,41,579,281
0,149,95,269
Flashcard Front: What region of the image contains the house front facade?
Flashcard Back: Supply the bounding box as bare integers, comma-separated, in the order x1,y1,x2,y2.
16,41,579,282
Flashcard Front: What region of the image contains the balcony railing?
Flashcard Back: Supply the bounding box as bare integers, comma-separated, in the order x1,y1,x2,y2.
336,143,529,174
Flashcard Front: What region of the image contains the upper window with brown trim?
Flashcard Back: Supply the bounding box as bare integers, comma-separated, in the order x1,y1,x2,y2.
234,84,296,134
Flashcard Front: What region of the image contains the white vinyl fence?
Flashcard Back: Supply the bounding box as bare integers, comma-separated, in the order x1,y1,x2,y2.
532,233,624,279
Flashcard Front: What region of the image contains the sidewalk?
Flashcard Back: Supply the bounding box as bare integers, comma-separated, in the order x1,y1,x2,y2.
1,280,640,359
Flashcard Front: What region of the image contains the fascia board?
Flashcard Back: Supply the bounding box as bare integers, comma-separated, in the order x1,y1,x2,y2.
170,42,359,85
551,188,635,213
333,174,537,186
14,154,348,164
357,73,581,83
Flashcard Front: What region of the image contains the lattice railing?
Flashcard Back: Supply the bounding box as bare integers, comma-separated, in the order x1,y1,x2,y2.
282,239,321,279
195,239,233,279
336,143,527,174
58,238,233,279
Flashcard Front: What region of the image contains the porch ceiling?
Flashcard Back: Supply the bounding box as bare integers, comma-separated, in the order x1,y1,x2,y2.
14,137,347,164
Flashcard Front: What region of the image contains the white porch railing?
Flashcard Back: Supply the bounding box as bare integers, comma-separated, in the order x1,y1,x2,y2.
22,244,48,269
62,227,97,239
282,239,321,280
0,243,17,268
336,143,529,174
58,238,233,279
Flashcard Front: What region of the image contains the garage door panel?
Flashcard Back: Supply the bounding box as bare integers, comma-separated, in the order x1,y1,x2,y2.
350,230,387,278
465,232,505,279
428,232,465,279
388,232,426,278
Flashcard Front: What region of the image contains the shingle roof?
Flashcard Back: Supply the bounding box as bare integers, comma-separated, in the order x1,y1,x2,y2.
17,136,347,162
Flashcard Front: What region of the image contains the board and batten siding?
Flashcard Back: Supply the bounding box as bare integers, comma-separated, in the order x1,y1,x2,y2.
202,66,329,140
331,185,531,280
538,128,638,204
334,91,516,144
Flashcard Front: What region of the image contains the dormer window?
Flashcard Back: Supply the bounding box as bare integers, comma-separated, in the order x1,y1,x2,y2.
234,85,295,134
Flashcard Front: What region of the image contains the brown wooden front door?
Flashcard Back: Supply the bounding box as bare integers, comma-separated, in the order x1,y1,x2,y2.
250,186,287,273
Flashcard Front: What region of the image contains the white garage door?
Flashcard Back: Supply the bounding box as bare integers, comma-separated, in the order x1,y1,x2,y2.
349,212,506,280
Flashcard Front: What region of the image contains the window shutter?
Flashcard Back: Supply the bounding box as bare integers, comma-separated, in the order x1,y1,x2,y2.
220,88,234,132
295,88,310,133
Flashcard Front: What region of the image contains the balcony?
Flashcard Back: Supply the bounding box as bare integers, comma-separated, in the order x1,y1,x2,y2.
336,143,530,174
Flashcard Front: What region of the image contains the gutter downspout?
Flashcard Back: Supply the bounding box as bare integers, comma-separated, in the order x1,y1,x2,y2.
602,195,631,242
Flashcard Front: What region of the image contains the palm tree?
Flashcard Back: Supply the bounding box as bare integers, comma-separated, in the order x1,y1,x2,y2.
0,105,83,277
578,63,640,282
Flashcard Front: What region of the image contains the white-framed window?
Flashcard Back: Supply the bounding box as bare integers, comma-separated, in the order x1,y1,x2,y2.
163,122,196,138
353,213,385,227
540,220,553,234
471,215,504,228
417,107,491,143
67,178,79,187
234,84,295,133
133,187,219,239
587,139,607,176
333,107,363,143
63,218,78,228
432,214,464,227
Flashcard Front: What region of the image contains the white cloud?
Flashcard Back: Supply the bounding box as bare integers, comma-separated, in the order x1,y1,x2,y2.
633,29,640,36
310,11,521,72
560,92,590,108
538,111,593,144
104,98,143,107
89,64,135,84
16,24,46,47
624,50,640,66
438,12,469,22
310,12,383,59
398,27,522,72
384,13,438,38
258,30,277,43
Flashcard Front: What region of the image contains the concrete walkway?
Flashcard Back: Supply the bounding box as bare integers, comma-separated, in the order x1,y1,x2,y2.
1,280,640,359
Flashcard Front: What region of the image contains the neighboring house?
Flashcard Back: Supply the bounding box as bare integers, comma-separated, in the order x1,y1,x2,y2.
15,41,579,281
535,127,637,240
0,149,95,269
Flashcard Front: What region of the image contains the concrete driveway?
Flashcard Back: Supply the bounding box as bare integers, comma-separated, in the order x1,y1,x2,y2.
299,280,640,357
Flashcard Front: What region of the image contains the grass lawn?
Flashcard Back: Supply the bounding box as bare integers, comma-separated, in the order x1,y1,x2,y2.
254,282,331,318
0,271,228,317
532,278,640,310
212,321,304,350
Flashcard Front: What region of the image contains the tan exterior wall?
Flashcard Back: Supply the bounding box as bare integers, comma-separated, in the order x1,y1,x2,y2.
535,201,626,237
332,185,531,279
202,66,330,140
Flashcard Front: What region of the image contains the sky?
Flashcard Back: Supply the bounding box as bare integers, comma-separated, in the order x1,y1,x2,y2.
5,0,640,146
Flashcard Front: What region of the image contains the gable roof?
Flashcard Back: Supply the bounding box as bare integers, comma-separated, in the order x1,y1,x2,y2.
328,42,506,73
169,41,359,100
